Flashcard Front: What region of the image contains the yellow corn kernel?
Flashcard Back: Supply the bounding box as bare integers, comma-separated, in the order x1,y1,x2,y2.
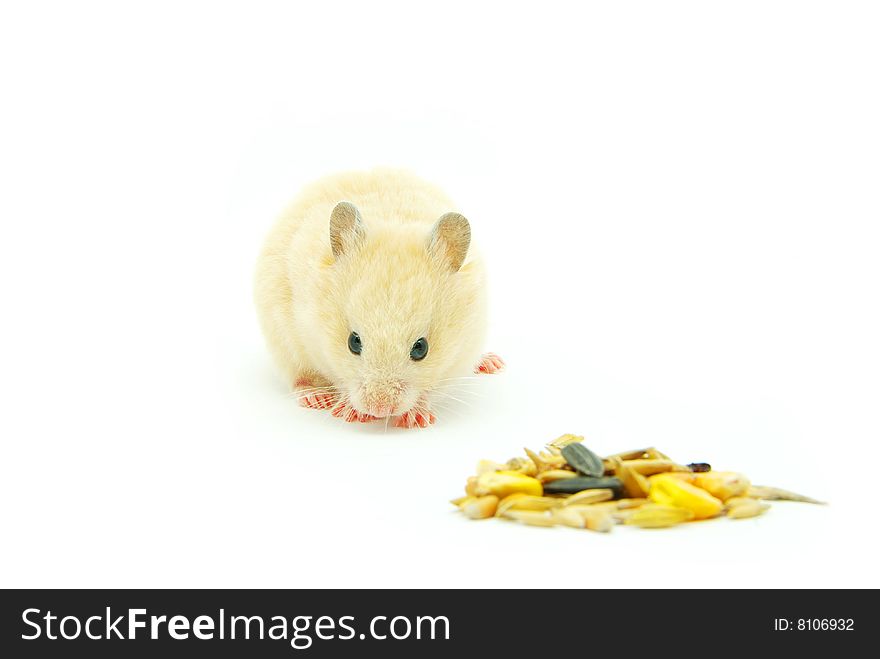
461,495,499,519
624,504,695,528
652,471,698,484
475,470,543,498
648,474,723,519
693,471,751,502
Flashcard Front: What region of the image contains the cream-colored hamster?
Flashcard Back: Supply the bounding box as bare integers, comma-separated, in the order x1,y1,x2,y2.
254,168,504,428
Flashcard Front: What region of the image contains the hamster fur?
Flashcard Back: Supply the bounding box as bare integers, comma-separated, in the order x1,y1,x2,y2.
254,168,504,428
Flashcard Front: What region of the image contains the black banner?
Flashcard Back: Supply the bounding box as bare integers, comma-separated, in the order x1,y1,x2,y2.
0,589,866,657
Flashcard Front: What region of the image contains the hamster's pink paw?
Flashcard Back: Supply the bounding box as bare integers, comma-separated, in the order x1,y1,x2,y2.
330,402,377,423
294,378,337,409
475,352,505,374
298,391,336,409
394,409,437,429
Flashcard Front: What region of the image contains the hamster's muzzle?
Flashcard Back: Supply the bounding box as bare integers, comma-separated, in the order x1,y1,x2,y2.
368,403,395,418
361,379,406,418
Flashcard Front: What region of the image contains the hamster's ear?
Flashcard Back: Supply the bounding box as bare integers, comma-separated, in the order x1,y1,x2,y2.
428,212,471,272
329,201,366,259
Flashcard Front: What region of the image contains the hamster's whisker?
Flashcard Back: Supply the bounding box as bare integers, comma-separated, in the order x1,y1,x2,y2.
429,383,484,392
430,386,484,399
429,391,474,408
431,384,484,393
434,382,483,392
288,385,337,399
427,401,464,419
290,385,336,394
290,392,332,401
291,394,340,406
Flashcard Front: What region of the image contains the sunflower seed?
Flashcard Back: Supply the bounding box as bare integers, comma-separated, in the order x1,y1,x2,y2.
543,476,624,496
561,443,605,477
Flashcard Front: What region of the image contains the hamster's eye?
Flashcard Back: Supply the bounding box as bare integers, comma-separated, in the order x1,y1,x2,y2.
348,331,362,355
410,337,429,361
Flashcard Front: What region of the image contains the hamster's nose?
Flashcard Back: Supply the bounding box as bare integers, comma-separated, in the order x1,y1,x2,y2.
363,380,404,417
368,403,395,418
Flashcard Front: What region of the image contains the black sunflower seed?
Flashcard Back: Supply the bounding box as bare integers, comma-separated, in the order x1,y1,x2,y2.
543,476,624,496
561,443,605,478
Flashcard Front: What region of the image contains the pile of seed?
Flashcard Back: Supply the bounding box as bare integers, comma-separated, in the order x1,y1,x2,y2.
451,434,823,531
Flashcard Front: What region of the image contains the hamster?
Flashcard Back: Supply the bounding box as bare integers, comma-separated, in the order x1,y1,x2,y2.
254,168,504,428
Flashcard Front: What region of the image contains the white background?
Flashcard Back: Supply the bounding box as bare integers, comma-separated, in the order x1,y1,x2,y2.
1,1,878,588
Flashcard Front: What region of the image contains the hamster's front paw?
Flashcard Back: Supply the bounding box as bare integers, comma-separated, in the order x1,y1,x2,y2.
294,378,337,409
298,391,337,409
475,352,505,374
394,408,437,429
330,402,377,423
